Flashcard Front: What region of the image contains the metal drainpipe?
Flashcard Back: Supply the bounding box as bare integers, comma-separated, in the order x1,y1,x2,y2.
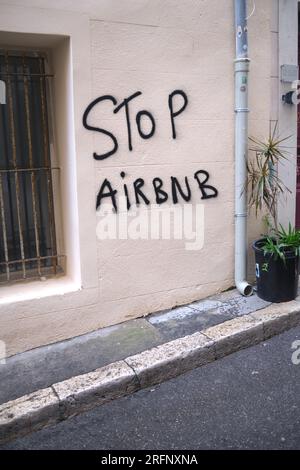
234,0,253,296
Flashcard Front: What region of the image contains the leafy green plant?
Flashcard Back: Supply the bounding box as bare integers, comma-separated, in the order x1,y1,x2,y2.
247,122,291,228
275,223,300,255
261,224,300,262
262,236,285,261
247,123,300,263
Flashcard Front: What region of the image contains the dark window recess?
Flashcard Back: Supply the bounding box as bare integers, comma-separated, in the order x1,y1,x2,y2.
0,50,64,283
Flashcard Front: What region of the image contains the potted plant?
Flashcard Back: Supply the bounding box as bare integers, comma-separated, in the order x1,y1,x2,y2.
247,124,300,302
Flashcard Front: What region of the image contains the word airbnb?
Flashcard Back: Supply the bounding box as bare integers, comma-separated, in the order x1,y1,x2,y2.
96,170,218,212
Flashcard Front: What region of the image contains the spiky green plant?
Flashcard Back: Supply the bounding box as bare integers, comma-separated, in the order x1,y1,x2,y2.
274,223,300,256
247,124,300,267
261,224,300,267
247,122,292,229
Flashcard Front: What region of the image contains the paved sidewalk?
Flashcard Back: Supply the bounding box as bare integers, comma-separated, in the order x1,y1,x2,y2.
0,288,269,405
2,288,300,444
3,325,300,450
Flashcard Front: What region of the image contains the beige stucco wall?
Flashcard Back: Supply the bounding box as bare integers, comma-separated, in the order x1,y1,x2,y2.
0,0,274,357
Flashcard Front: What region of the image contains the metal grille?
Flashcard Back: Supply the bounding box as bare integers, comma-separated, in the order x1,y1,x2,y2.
0,50,64,284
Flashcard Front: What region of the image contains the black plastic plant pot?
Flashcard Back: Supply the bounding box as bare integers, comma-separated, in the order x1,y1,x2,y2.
253,239,299,303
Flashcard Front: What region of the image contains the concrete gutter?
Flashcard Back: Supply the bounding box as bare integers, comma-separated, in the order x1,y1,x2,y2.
1,300,300,445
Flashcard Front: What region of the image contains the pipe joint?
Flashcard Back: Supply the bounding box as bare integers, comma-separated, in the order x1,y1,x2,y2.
235,108,250,113
234,57,251,63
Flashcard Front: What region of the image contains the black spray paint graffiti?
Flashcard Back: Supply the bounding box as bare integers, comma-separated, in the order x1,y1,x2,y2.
82,90,188,159
96,171,218,212
82,89,218,212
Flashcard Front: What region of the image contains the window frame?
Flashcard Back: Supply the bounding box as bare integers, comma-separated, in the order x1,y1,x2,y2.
0,47,65,284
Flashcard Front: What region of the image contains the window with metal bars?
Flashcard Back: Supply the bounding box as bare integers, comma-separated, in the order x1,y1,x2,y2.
0,50,64,284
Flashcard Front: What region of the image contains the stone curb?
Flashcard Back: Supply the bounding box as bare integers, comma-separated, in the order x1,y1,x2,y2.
1,300,300,445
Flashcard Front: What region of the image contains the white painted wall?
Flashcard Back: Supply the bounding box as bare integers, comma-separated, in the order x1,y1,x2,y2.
0,0,279,356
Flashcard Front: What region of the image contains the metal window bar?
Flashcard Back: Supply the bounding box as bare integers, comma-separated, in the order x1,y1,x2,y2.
0,50,64,284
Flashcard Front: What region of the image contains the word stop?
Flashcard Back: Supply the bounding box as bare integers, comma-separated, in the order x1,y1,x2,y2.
83,89,188,160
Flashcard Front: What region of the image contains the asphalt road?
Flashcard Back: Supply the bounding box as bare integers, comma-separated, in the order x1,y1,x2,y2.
3,325,300,450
